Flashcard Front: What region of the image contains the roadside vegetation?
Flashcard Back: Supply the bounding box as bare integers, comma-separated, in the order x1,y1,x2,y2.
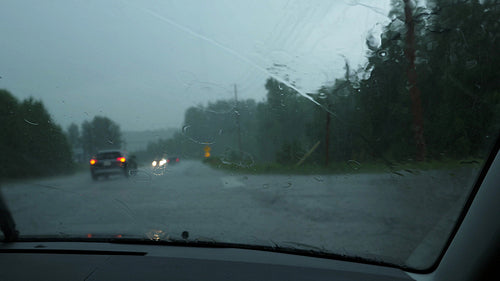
66,117,123,164
147,0,499,174
203,156,484,175
2,1,498,178
0,89,124,180
0,90,74,180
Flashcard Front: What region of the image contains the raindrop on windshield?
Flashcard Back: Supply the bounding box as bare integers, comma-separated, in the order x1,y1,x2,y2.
24,119,39,126
377,50,389,60
313,176,324,182
347,160,361,170
146,230,166,241
405,81,412,91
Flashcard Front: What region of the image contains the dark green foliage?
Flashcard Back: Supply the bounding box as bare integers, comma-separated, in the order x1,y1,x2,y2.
418,0,500,158
334,0,500,163
276,140,305,165
80,116,123,159
257,79,316,162
147,0,500,168
0,90,74,179
66,123,80,148
144,99,261,162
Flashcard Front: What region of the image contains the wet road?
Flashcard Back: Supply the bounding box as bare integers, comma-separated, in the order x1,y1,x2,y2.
0,160,476,267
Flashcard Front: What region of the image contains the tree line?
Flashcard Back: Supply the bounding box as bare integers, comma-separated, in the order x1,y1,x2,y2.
66,117,123,163
0,89,73,179
0,88,124,180
146,0,500,167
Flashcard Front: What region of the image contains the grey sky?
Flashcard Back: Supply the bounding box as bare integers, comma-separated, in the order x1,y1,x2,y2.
0,0,390,131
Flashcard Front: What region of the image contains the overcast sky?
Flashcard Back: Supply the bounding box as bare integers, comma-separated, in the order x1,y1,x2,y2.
0,0,390,132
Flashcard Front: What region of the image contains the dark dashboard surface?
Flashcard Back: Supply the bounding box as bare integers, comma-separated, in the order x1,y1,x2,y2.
0,242,413,281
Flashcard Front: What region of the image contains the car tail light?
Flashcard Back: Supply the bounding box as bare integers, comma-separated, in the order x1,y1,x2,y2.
117,157,126,163
167,159,170,163
90,159,97,165
176,158,179,162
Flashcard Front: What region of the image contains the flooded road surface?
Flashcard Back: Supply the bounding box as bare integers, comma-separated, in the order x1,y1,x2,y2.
1,160,476,266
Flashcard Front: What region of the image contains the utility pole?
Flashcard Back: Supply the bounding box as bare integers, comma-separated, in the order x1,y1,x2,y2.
234,84,243,160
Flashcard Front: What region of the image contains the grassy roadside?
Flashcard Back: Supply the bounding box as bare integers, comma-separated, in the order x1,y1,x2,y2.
73,163,89,173
0,162,85,185
203,157,484,175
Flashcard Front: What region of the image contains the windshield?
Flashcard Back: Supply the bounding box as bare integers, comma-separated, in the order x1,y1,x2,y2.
1,0,499,271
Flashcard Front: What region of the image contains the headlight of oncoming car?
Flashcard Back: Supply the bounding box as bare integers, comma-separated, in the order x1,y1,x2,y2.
159,159,167,166
152,160,157,167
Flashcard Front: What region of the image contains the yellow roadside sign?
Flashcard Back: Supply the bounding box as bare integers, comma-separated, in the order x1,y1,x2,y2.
204,145,211,158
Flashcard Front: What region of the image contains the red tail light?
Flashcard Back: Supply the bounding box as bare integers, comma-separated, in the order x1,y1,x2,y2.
167,159,170,163
90,159,97,165
176,158,179,162
117,157,126,163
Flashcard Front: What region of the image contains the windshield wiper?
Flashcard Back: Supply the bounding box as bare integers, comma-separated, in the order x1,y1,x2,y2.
0,190,19,242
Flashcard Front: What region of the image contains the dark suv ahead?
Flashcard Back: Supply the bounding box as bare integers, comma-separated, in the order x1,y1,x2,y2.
89,150,128,180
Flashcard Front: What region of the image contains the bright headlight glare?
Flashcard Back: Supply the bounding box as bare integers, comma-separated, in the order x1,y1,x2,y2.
152,160,157,167
159,159,167,166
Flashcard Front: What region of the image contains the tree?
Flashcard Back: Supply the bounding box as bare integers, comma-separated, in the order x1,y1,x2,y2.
66,123,80,147
257,78,315,163
80,116,123,159
403,0,427,161
0,90,73,179
144,0,500,167
0,90,22,178
355,0,500,161
419,0,500,158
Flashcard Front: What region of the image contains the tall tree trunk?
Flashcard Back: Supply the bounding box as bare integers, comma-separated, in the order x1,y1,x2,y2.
325,111,330,166
404,0,427,161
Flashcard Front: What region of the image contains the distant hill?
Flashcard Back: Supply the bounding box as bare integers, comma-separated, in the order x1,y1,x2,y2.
123,128,178,152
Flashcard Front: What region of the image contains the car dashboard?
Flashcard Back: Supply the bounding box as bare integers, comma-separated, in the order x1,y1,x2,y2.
0,241,414,281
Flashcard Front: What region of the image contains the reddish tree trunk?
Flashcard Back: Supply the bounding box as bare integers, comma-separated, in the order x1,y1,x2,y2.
404,0,427,161
325,111,330,166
